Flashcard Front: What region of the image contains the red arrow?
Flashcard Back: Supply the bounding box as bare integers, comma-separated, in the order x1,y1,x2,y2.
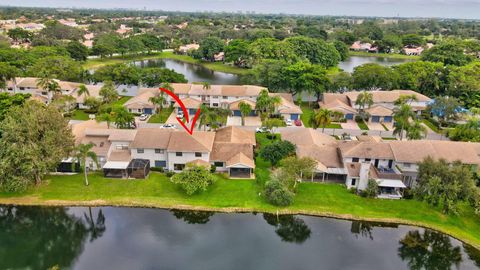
158,87,201,135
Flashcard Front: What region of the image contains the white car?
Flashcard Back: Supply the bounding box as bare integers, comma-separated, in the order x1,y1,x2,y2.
256,127,270,133
285,119,293,126
139,114,149,121
176,110,184,119
161,124,177,129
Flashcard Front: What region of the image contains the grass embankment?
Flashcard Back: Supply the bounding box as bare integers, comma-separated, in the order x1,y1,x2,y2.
84,52,249,75
1,133,479,249
349,51,420,60
1,172,480,249
148,107,174,123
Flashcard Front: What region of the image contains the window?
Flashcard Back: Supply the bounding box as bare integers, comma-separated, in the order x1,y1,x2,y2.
214,161,224,167
137,109,142,113
351,178,356,186
352,157,359,162
154,160,167,168
404,163,411,168
20,87,25,90
195,152,202,157
222,96,228,99
99,142,104,147
365,158,371,162
176,152,183,157
155,149,164,154
174,164,185,170
137,148,144,154
41,92,47,95
213,103,218,107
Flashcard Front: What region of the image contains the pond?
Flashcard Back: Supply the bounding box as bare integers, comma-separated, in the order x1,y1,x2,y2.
1,206,479,270
339,55,414,73
132,58,243,85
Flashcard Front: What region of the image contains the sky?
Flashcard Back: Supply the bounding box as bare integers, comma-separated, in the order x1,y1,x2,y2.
2,0,480,19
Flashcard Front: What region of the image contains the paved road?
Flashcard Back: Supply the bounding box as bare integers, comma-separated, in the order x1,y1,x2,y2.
71,119,449,141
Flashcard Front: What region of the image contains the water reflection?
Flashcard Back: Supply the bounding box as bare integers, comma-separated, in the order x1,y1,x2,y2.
464,243,480,268
263,213,311,244
170,209,215,224
84,207,106,241
350,221,398,240
398,230,462,270
132,59,243,85
339,56,413,72
0,206,105,270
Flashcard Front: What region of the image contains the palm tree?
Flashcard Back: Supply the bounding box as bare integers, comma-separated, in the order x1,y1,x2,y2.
149,95,166,113
406,119,428,140
77,84,90,99
73,143,99,186
393,103,416,140
311,108,332,133
355,91,373,122
395,94,418,106
255,89,271,121
202,82,211,90
269,95,282,116
160,82,173,105
96,112,115,129
198,104,211,131
37,73,61,102
238,101,252,126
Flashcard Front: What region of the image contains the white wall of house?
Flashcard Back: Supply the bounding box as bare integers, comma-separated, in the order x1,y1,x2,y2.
166,151,210,171
342,157,392,168
130,148,168,168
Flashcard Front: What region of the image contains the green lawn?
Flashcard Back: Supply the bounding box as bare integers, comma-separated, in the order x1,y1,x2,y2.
70,110,90,120
1,172,480,249
356,119,370,130
349,51,420,60
112,96,132,106
148,107,174,123
300,103,314,128
422,118,441,133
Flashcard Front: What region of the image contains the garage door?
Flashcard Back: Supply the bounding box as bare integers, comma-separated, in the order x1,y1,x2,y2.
383,116,393,122
233,110,242,116
291,114,299,120
346,114,354,120
371,116,380,122
144,108,153,115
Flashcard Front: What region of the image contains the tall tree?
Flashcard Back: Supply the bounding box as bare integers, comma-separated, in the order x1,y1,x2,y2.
355,91,374,122
238,101,252,126
0,101,74,191
311,108,332,132
406,119,428,140
0,62,19,91
99,81,118,104
72,143,99,186
393,103,416,140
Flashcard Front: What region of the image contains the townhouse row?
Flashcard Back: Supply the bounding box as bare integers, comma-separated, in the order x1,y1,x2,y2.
65,120,256,179
320,90,432,124
280,128,480,199
2,78,303,122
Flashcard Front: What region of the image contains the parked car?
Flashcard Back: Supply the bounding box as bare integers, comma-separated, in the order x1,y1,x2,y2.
285,119,293,126
139,114,149,121
176,110,184,119
256,127,270,133
294,119,302,126
161,123,177,129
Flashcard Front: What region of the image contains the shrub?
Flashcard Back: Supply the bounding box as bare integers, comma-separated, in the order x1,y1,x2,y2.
210,165,216,173
170,165,215,195
361,179,378,198
259,140,296,166
165,171,175,177
150,167,164,172
264,180,294,206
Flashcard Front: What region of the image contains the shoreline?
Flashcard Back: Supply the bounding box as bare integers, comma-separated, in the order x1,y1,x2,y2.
83,52,250,75
1,197,478,250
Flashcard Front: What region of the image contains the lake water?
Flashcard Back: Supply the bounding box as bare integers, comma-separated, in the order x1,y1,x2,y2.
2,206,478,270
338,55,414,73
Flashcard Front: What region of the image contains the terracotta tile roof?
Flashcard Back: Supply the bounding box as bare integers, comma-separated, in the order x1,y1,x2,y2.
366,105,393,116
130,128,172,149
214,126,256,145
80,135,111,157
167,131,215,152
170,83,192,95
124,89,156,109
277,97,303,114
270,92,294,103
338,141,395,160
389,140,480,165
280,128,337,147
107,129,137,142
322,93,351,106
297,145,343,171
345,90,431,104
320,99,357,114
346,162,361,177
71,120,108,144
229,99,256,111
226,152,255,168
174,97,202,109
108,150,132,162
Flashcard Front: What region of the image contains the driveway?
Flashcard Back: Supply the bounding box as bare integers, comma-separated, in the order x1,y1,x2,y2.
227,116,262,127
341,120,360,130
367,122,387,131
